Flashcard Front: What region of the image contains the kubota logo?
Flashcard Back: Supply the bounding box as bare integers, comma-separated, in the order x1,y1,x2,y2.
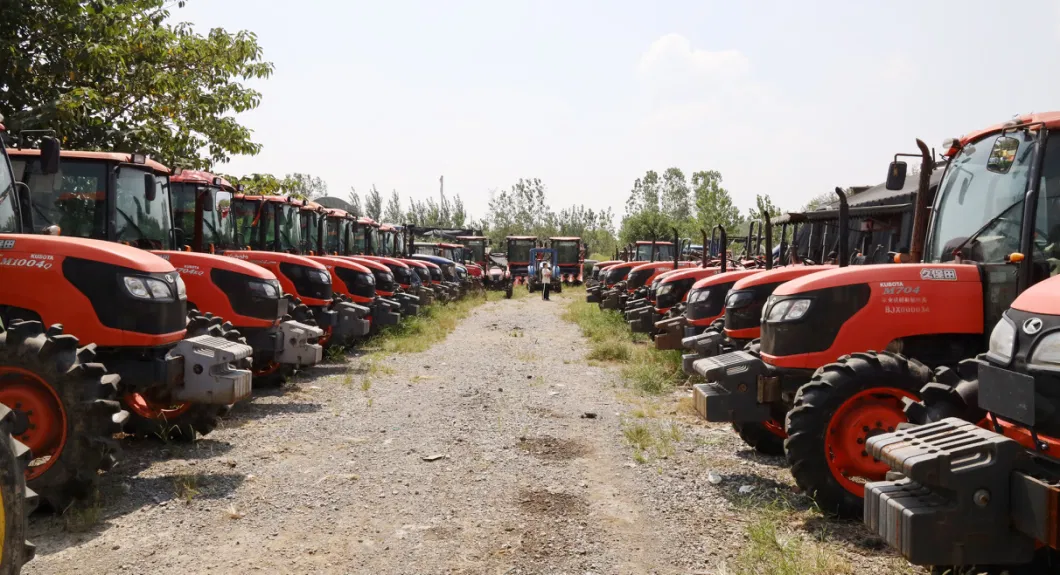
1023,317,1043,335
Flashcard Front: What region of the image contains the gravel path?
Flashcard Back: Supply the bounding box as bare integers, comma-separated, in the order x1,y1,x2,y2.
24,291,915,574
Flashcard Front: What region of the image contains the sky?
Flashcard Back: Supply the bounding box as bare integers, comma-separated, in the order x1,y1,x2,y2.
175,0,1060,224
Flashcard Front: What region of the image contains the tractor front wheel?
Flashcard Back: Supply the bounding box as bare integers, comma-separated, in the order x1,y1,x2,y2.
0,321,126,511
784,351,929,518
122,311,245,441
0,404,35,572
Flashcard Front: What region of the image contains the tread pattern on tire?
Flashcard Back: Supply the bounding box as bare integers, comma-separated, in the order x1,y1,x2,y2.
0,321,125,511
784,350,931,518
0,403,36,571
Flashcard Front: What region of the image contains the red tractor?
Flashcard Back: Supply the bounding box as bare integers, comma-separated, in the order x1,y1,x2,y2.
548,236,584,285
1,140,249,508
694,112,1060,517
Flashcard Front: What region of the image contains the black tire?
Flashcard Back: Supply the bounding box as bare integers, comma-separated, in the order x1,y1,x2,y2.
908,359,985,425
744,338,760,355
733,421,785,455
122,311,244,441
0,404,35,572
505,283,513,299
710,318,725,333
0,321,125,511
784,351,931,518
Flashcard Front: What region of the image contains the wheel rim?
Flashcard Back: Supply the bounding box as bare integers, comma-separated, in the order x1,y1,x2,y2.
253,361,281,377
763,419,787,439
124,393,193,422
825,386,917,497
0,367,67,481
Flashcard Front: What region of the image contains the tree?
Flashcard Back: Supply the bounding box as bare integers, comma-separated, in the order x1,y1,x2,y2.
451,194,467,228
660,167,692,223
692,170,743,234
347,188,362,217
383,190,403,224
803,191,837,211
365,185,383,221
283,173,327,200
225,173,282,195
747,194,783,222
0,0,273,169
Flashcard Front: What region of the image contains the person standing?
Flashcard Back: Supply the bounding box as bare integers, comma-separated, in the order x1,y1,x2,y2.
541,261,552,301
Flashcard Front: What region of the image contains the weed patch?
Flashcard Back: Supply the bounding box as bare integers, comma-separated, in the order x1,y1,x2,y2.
731,515,853,575
360,292,490,354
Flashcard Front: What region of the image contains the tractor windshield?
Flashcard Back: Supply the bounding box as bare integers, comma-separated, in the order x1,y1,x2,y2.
113,166,171,248
508,240,534,263
325,216,347,254
554,241,580,264
381,233,394,256
928,131,1039,262
16,157,106,238
442,246,461,261
171,184,237,249
300,210,321,253
275,204,302,252
463,240,485,263
414,244,438,256
231,199,260,248
354,225,366,254
0,148,19,232
369,227,381,255
635,243,674,261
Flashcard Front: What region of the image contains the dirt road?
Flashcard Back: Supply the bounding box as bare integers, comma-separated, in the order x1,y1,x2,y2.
25,291,913,574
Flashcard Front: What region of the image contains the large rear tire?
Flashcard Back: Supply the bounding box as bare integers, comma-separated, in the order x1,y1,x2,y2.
0,404,35,573
784,351,929,518
0,321,126,511
122,311,245,441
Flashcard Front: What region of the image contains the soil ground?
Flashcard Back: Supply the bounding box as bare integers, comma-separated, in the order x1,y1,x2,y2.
24,290,917,574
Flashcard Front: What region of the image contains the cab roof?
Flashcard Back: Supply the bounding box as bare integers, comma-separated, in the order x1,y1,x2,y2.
358,217,378,226
962,111,1060,145
325,208,349,218
234,193,308,206
549,237,581,241
9,148,170,174
455,235,487,240
636,240,674,246
170,169,236,191
507,236,537,240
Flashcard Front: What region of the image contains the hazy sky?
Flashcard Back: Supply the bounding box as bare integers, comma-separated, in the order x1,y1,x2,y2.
176,0,1060,223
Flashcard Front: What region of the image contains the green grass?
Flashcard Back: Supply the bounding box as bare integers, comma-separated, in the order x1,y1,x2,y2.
359,290,498,354
731,515,853,575
563,287,692,395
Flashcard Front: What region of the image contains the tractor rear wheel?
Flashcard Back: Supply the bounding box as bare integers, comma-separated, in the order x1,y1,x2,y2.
0,321,126,511
784,351,929,518
122,311,245,441
0,404,35,573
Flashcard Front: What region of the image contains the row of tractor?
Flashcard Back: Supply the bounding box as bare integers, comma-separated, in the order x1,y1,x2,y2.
588,113,1060,573
476,235,585,298
0,127,484,573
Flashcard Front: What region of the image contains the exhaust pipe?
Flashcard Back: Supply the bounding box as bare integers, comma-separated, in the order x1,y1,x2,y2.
835,187,849,268
714,225,727,273
764,213,773,270
672,227,679,269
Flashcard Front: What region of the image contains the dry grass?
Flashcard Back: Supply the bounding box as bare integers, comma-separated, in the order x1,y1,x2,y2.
730,514,854,575
362,291,495,354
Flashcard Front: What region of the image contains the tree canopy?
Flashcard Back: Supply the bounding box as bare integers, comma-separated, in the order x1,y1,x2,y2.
0,0,273,169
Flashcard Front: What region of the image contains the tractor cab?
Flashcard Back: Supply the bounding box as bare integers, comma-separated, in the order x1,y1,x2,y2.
298,200,327,256
505,236,537,283
527,248,560,294
456,235,488,268
548,237,583,285
634,240,674,262
353,217,380,255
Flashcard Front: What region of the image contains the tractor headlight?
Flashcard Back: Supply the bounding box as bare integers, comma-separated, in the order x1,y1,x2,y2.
310,269,331,284
688,289,707,303
122,275,175,301
249,279,280,298
657,283,675,297
765,298,811,322
175,275,187,300
1030,332,1060,368
986,317,1017,365
725,291,753,309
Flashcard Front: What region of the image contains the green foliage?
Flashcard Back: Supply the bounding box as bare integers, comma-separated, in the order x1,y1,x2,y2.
0,0,273,169
748,193,783,222
365,185,383,220
803,191,836,211
692,170,744,236
347,188,363,217
283,173,328,200
383,190,402,224
482,178,617,255
224,173,282,196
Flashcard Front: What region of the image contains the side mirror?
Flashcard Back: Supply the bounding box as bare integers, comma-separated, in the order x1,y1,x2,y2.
38,137,61,175
144,173,157,201
885,161,907,190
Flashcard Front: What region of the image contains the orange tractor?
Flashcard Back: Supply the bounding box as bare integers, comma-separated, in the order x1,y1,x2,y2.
1,138,251,508
694,112,1060,518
